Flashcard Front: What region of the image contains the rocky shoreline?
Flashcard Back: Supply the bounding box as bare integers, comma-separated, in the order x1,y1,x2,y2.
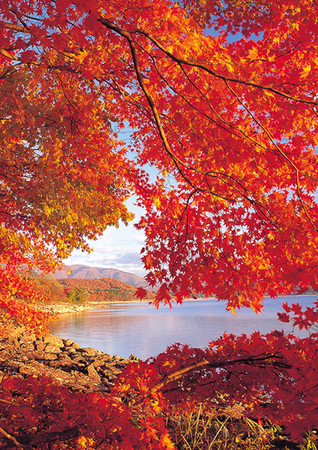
0,318,138,393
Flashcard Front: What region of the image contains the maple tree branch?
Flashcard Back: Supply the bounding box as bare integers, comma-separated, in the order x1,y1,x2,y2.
99,17,315,242
98,74,155,124
163,122,279,230
0,66,17,80
142,43,275,166
8,9,30,31
224,80,297,170
0,21,29,33
0,426,25,448
151,353,292,394
7,13,313,240
138,42,242,141
98,17,215,197
15,426,80,447
295,170,318,233
177,63,279,156
168,190,198,274
224,79,318,233
134,29,318,107
102,28,267,217
0,48,19,61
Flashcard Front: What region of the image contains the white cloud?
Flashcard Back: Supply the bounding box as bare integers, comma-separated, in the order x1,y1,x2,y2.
65,220,146,277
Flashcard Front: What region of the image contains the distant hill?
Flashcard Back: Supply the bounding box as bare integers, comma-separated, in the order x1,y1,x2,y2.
53,265,148,288
58,278,155,303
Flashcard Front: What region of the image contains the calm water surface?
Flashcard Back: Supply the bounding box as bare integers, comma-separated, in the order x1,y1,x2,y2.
49,296,316,360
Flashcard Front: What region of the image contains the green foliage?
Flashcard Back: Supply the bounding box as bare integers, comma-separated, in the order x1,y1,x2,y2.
68,287,89,303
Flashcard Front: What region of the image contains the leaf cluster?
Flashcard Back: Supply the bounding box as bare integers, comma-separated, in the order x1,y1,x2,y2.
0,331,317,448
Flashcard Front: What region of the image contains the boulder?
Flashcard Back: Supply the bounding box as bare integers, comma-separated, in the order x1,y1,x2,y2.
44,344,62,354
43,335,64,348
80,347,98,357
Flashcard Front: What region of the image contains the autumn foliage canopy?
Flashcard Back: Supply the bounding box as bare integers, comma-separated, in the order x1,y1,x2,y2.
1,0,318,447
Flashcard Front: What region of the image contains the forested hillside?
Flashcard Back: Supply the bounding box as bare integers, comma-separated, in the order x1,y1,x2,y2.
31,272,155,304
59,278,155,303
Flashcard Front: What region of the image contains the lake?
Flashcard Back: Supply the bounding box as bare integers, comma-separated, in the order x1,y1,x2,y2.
49,295,316,360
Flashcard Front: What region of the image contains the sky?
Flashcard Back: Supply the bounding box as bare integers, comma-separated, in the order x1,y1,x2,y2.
65,198,147,277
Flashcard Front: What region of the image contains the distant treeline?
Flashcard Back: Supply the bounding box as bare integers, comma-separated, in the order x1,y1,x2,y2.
28,272,155,303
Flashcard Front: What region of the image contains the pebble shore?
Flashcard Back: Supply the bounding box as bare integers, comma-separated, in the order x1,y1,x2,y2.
35,301,112,315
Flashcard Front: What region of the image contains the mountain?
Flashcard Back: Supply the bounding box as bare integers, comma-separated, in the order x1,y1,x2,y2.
53,264,148,288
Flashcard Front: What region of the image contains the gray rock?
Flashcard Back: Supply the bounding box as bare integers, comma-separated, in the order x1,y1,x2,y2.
92,360,104,368
67,347,78,356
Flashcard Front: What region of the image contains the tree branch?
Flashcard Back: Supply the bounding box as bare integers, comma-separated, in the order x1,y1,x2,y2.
0,426,25,448
134,28,318,107
150,353,292,394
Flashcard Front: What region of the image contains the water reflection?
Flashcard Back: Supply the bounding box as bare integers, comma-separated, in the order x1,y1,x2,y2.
49,296,314,359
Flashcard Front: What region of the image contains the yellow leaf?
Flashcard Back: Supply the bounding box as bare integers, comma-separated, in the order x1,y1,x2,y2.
248,47,258,60
263,90,275,99
301,64,311,79
160,433,175,449
225,60,234,73
76,50,88,65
